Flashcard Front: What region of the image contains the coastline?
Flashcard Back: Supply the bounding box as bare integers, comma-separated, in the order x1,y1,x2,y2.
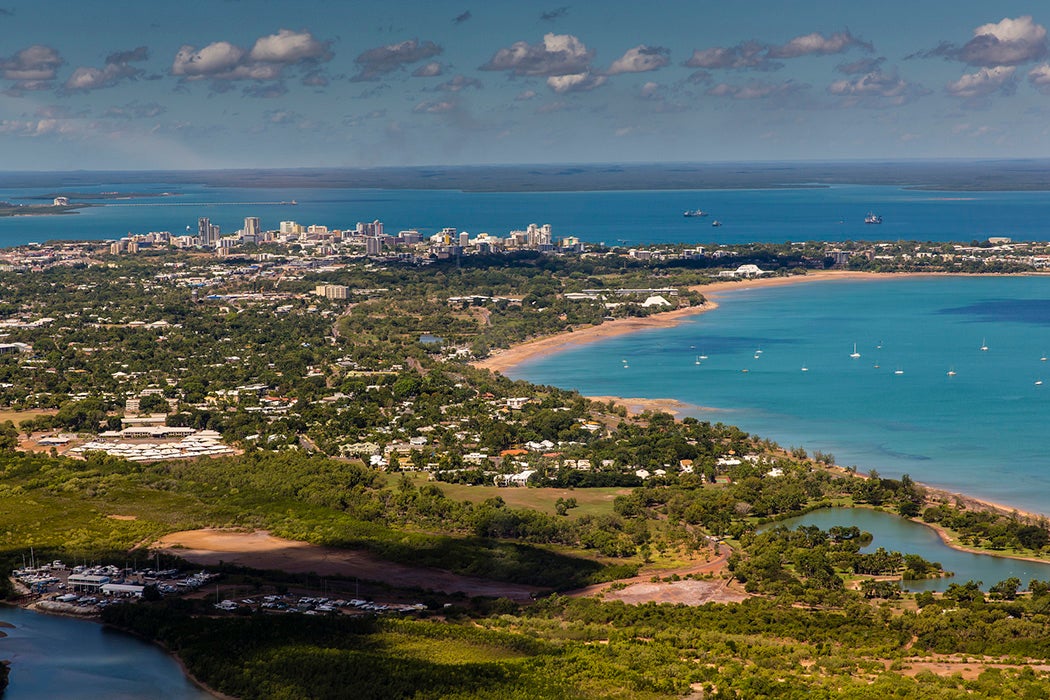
473,269,1050,566
473,270,926,375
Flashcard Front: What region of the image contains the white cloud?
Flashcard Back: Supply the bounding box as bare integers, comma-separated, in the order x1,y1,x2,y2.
946,66,1016,98
1028,63,1050,92
172,42,245,78
172,30,333,88
412,62,443,78
607,45,670,75
481,33,593,76
915,16,1047,66
546,72,606,93
768,30,872,59
828,68,928,106
0,45,62,89
64,46,148,92
249,29,330,64
684,41,776,71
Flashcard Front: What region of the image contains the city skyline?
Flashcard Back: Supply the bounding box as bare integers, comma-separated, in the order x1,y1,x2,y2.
3,1,1050,169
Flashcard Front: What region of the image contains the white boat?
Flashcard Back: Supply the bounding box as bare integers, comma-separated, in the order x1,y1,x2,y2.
699,353,708,360
980,338,988,351
1042,354,1047,362
694,356,701,365
801,365,809,372
865,212,882,224
1037,380,1044,386
850,343,861,359
894,368,904,375
947,368,956,377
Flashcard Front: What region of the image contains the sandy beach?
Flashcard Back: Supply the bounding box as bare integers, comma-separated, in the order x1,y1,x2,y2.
473,270,904,375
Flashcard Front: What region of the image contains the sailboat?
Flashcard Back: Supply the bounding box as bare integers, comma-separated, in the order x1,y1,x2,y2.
894,368,904,375
699,352,709,360
850,343,861,359
980,338,989,352
1042,353,1047,362
947,368,957,377
695,355,701,365
801,364,809,372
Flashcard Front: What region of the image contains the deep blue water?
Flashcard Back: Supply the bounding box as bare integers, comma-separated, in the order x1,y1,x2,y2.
512,276,1050,515
772,508,1050,592
0,606,212,698
1,182,1050,246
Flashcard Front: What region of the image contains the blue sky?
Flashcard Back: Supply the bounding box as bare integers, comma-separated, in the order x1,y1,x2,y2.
3,1,1050,169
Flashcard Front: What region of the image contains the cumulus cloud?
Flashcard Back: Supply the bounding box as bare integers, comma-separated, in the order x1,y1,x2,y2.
172,41,245,78
911,16,1047,67
546,72,606,93
249,29,331,64
706,79,808,100
684,41,777,71
0,45,63,90
607,45,670,75
172,29,332,86
437,75,481,91
352,38,442,81
481,33,593,76
1028,63,1050,93
946,66,1017,99
828,67,928,106
412,62,443,77
767,30,872,58
64,46,149,92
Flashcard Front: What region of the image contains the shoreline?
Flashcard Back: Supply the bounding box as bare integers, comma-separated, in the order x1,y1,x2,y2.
473,270,944,375
474,269,1050,556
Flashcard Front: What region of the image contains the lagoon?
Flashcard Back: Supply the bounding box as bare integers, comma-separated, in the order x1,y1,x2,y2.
772,508,1050,593
0,606,213,699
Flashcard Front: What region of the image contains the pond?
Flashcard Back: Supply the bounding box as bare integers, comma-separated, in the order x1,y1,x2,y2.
769,508,1050,592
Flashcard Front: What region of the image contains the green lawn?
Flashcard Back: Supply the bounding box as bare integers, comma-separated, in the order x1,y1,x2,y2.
392,473,625,518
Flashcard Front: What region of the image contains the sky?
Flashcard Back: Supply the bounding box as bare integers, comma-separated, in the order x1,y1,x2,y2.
4,1,1050,169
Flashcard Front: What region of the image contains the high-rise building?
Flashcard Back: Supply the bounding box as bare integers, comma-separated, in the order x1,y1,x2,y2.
198,217,212,245
243,217,260,238
366,236,383,256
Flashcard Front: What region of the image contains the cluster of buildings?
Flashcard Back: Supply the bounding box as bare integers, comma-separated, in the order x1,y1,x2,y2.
104,216,585,260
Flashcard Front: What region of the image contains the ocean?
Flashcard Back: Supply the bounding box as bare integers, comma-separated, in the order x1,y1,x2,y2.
2,181,1050,247
510,275,1050,515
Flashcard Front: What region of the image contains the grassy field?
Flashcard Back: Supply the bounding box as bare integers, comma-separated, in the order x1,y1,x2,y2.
393,473,625,518
0,408,55,425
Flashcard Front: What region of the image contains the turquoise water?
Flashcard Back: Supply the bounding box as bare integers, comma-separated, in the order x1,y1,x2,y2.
2,182,1050,246
772,508,1050,592
0,606,213,698
512,276,1050,514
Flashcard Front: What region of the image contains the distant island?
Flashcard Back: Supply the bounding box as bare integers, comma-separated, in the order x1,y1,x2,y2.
0,201,92,217
4,159,1050,192
26,191,179,201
